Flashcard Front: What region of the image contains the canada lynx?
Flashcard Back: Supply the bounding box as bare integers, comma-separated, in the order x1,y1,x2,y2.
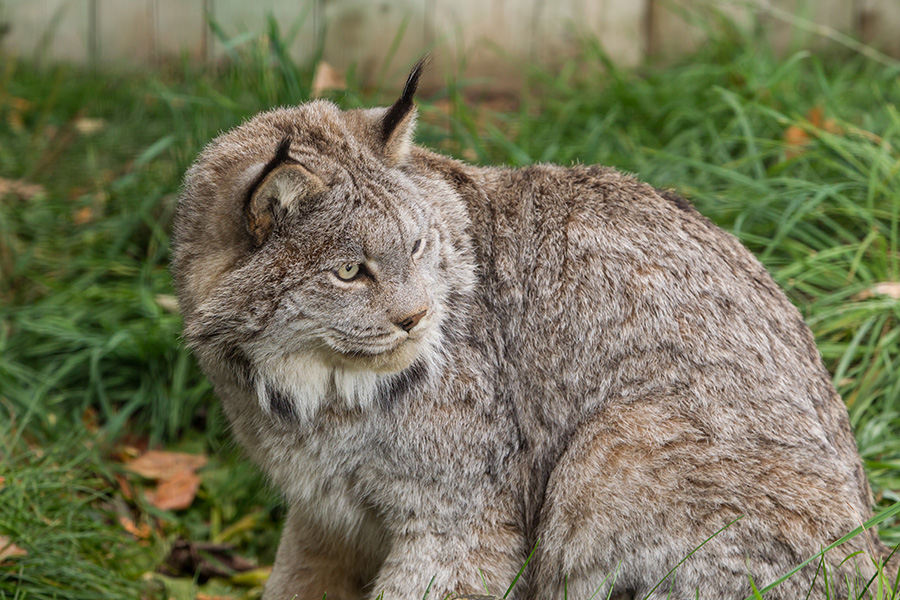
173,61,894,599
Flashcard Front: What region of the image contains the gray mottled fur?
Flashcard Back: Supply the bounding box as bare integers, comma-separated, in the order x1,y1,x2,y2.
173,71,893,599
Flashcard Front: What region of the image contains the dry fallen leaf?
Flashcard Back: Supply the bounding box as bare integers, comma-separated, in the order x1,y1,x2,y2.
805,106,842,135
125,450,208,480
115,473,136,501
783,124,810,158
806,105,825,128
74,117,105,135
871,281,900,299
0,176,45,200
855,281,900,301
0,536,27,562
147,469,201,511
860,281,900,300
312,61,347,97
119,516,153,539
73,206,95,225
783,106,844,159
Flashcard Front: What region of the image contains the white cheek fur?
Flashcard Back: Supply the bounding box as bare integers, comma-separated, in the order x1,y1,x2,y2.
254,353,332,421
253,353,387,421
250,325,450,423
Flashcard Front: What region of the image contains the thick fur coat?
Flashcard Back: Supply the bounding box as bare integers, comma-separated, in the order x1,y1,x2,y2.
173,63,893,599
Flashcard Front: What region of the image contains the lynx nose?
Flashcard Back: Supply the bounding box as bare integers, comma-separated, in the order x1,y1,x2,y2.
397,309,427,333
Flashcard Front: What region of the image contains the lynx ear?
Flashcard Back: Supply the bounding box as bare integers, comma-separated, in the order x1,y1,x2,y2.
379,58,427,166
245,137,324,246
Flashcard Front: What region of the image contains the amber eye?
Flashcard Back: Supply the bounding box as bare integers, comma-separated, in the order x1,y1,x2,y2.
335,263,361,281
411,238,423,257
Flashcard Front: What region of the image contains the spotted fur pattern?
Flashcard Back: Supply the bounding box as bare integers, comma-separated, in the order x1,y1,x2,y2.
173,67,893,600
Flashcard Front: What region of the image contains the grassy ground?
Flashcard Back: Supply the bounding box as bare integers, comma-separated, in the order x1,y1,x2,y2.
1,16,900,600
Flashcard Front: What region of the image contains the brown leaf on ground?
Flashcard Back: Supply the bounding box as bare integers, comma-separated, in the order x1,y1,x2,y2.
74,117,105,135
147,469,201,511
872,281,900,299
806,105,825,128
806,106,842,135
0,177,45,200
196,594,236,600
0,536,27,562
0,475,5,489
312,62,347,97
783,124,811,159
115,473,136,501
784,106,844,159
857,281,900,300
73,206,95,225
119,516,152,540
125,450,207,479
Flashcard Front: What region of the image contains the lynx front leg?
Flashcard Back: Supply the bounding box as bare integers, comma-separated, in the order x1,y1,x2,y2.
264,504,388,600
368,520,528,600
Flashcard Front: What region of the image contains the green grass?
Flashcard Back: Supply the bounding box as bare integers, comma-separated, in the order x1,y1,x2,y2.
0,436,156,600
1,13,900,600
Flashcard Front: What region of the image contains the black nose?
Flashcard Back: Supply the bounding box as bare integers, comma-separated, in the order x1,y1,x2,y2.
397,309,427,333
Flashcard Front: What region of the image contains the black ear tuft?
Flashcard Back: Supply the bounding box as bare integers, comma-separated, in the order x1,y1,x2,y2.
244,136,306,246
381,57,429,145
245,136,295,206
271,136,294,164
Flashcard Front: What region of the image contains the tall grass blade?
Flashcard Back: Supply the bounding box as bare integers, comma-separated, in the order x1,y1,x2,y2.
745,502,900,598
642,516,743,600
504,539,539,599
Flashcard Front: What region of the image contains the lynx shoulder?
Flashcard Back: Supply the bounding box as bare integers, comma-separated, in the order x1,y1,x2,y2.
173,61,892,600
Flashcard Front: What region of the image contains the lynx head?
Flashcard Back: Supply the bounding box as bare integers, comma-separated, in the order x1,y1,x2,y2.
173,60,475,421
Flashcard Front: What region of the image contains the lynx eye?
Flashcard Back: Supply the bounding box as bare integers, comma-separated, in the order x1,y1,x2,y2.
335,263,361,281
411,238,424,258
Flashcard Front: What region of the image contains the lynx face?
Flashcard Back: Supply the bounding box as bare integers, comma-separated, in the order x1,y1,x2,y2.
248,166,445,417
176,90,471,421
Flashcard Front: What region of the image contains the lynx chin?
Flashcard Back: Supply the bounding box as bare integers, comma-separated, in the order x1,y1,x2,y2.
173,60,895,599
